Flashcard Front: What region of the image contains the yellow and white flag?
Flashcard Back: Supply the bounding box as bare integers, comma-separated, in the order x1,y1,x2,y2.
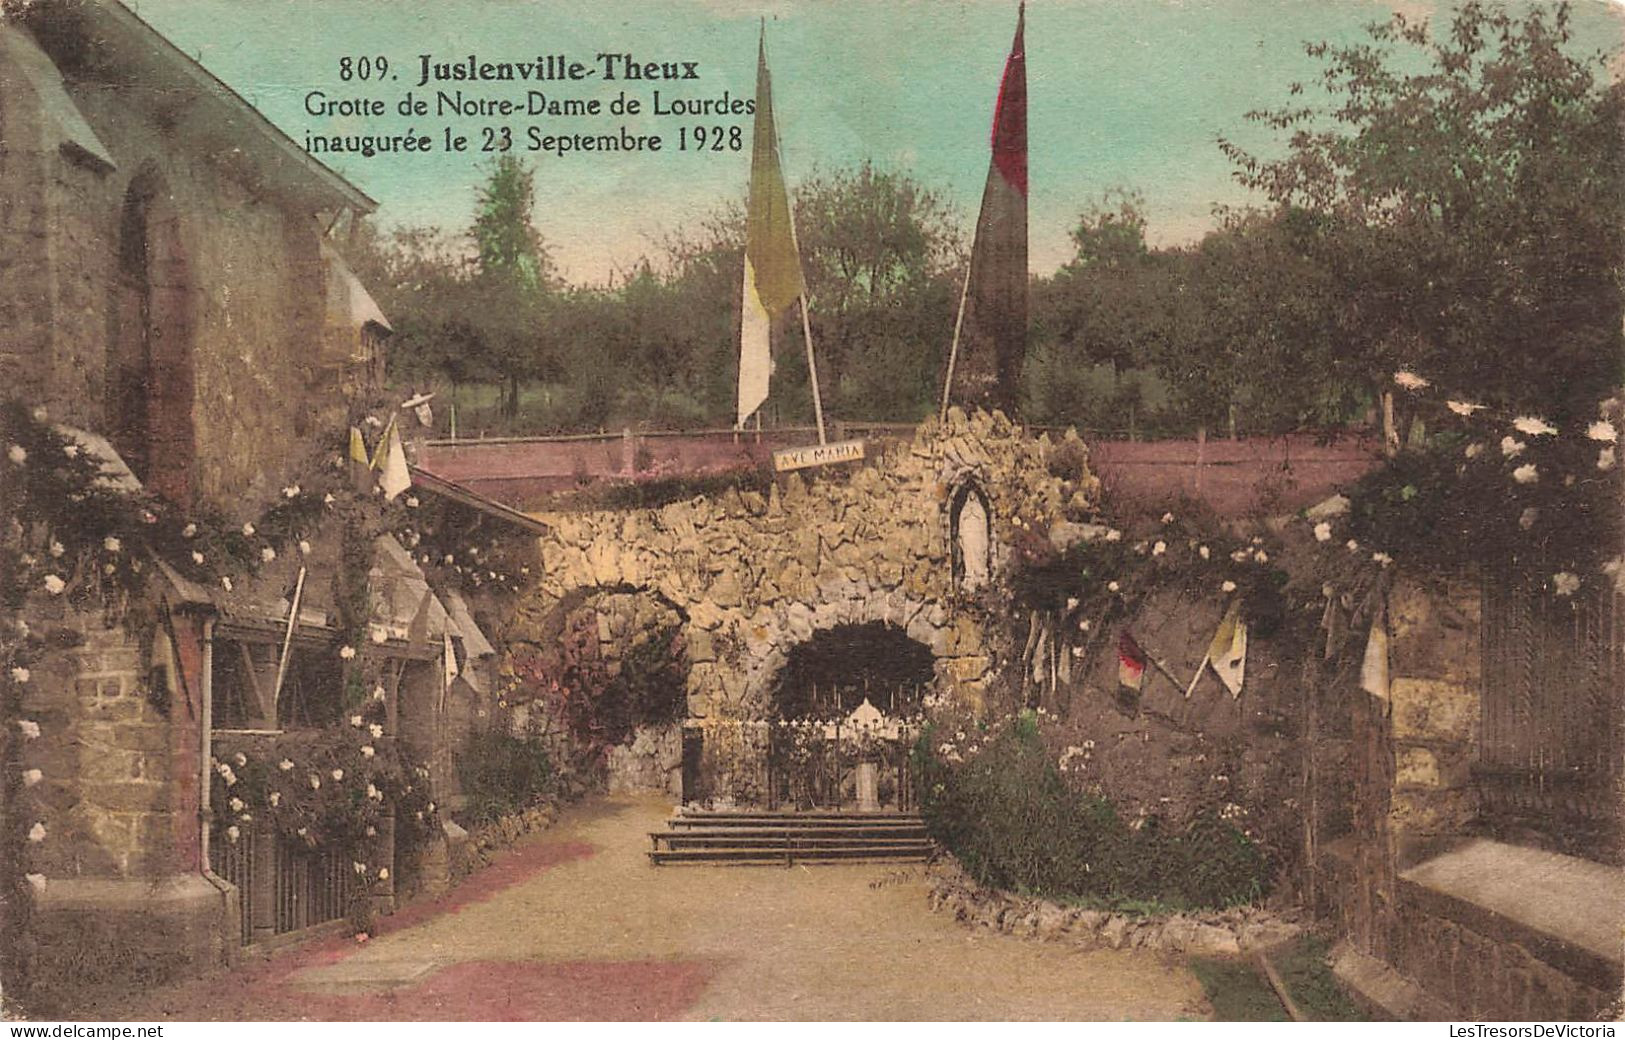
1208,600,1248,698
736,27,805,428
372,416,412,501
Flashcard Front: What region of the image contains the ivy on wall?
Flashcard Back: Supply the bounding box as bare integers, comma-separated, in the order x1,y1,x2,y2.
0,394,523,962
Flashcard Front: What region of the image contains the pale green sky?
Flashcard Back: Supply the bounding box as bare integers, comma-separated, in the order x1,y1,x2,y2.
128,0,1624,284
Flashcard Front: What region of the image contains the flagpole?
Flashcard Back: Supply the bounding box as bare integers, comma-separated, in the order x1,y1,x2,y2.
796,293,826,445
779,139,826,445
939,260,974,423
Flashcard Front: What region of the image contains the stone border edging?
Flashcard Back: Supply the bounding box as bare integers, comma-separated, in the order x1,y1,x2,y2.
925,855,1306,956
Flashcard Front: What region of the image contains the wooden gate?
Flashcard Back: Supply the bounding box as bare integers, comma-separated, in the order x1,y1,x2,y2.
1478,557,1624,862
210,825,351,944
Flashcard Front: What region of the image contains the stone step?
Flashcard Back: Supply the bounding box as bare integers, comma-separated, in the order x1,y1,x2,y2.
672,812,924,826
653,832,932,849
661,825,926,839
649,844,931,866
667,819,926,833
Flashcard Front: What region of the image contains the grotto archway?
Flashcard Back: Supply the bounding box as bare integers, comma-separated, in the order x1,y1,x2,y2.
509,584,690,796
761,622,936,811
770,621,936,721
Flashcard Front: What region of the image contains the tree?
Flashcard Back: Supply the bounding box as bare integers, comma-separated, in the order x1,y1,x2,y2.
792,162,966,421
1221,1,1624,424
470,157,555,418
472,156,550,290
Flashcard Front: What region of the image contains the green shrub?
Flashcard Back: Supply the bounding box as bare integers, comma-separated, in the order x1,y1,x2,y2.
917,719,1268,910
458,727,555,824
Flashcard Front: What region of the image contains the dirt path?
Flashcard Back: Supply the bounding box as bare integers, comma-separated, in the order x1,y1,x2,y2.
82,795,1210,1021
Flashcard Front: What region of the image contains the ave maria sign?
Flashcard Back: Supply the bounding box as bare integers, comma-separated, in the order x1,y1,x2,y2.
772,439,865,473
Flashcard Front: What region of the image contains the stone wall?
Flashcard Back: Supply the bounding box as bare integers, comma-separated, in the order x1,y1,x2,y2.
12,602,228,1009
1,27,347,509
2,17,369,1005
1385,579,1481,862
0,32,56,407
1388,877,1618,1020
927,854,1306,955
1315,577,1622,1020
509,410,1098,799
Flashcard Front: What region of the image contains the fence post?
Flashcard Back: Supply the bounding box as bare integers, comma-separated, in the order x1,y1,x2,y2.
251,830,276,943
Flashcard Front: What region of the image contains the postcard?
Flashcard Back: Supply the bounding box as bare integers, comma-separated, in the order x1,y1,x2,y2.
1,0,1621,1025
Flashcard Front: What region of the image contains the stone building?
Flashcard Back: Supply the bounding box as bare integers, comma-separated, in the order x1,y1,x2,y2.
1311,574,1624,1019
0,0,493,1006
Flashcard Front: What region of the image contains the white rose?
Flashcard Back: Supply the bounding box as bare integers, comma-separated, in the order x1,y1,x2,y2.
43,575,65,595
10,667,30,683
22,768,42,787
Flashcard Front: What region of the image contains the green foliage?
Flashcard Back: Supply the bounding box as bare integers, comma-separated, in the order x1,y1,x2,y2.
1274,935,1369,1021
1188,957,1291,1022
917,721,1268,910
457,726,555,825
1221,0,1624,424
356,161,964,433
1337,415,1619,582
511,615,686,757
472,156,551,289
210,694,440,868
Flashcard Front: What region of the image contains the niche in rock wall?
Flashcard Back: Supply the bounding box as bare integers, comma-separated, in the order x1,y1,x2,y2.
950,482,992,592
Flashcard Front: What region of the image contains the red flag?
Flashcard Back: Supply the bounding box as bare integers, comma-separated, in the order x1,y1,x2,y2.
951,4,1028,415
1118,630,1147,691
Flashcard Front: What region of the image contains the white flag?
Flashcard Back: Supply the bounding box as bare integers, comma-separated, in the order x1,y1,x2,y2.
378,417,411,501
737,257,774,427
1360,598,1390,702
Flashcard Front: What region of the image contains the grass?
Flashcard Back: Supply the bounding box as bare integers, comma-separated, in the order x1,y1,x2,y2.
1189,956,1290,1022
1190,935,1370,1022
1273,935,1370,1021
